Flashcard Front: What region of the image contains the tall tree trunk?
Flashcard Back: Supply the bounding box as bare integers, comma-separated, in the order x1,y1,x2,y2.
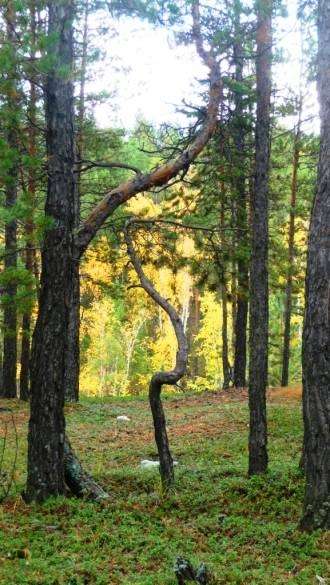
2,3,18,399
26,1,76,502
187,288,202,379
64,1,89,403
221,282,231,389
232,21,249,390
281,98,302,387
20,0,37,402
300,0,330,531
220,200,231,389
248,0,272,476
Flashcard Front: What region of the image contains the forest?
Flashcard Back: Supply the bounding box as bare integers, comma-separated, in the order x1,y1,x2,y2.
0,0,329,584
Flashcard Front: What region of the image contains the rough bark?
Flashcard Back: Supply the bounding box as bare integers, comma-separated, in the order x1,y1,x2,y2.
124,222,188,490
64,1,89,403
26,1,76,502
281,97,302,387
300,0,330,531
2,3,18,399
64,437,109,500
248,0,272,476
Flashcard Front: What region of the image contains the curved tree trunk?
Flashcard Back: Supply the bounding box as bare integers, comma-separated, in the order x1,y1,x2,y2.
300,0,330,531
124,222,188,490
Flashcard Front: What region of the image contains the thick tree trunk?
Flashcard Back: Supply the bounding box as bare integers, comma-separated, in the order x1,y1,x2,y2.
248,0,272,476
26,1,76,502
281,100,302,387
232,31,249,390
2,4,18,399
300,0,330,531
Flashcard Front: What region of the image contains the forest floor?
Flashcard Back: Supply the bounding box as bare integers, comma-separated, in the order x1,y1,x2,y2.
0,387,329,584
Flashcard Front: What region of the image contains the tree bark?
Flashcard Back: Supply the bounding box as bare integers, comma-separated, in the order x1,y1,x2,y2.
219,201,231,389
64,437,109,500
221,281,231,389
64,1,89,403
232,23,249,390
26,1,76,502
300,0,330,531
248,0,272,476
124,222,188,490
281,97,302,387
2,2,19,399
187,288,202,379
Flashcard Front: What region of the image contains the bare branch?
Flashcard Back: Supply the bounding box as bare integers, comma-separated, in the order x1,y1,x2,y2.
77,159,142,175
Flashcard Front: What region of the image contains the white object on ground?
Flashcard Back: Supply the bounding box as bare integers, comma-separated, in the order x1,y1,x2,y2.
140,459,178,469
116,415,130,422
316,577,327,585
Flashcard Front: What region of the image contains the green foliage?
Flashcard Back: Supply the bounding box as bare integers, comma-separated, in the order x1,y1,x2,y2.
0,393,328,584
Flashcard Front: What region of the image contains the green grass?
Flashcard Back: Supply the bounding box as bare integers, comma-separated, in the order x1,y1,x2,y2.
0,390,328,584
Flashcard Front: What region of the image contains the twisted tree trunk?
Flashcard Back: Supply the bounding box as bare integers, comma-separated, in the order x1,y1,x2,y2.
124,222,188,489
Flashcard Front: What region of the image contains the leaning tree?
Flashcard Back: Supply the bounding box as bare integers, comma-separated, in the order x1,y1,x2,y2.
300,0,330,531
25,0,222,502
